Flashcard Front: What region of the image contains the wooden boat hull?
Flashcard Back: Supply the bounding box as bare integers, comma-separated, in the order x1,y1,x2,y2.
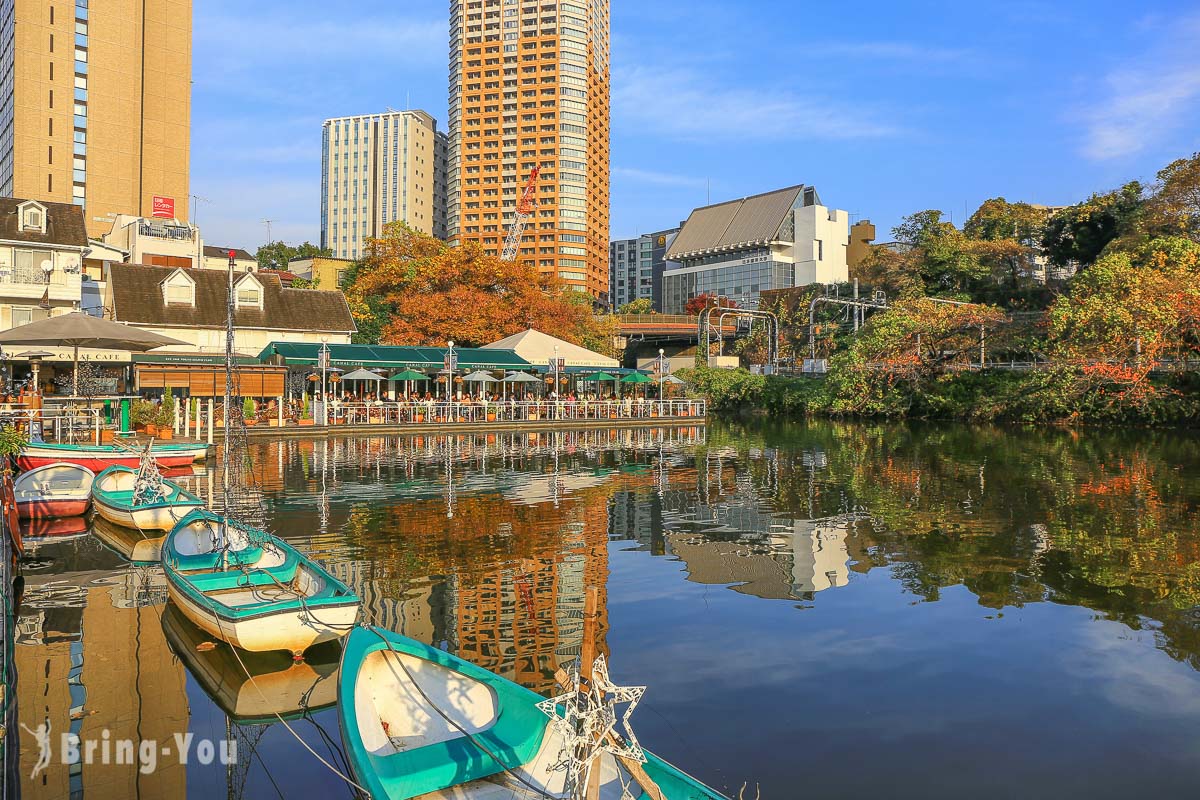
16,498,90,519
338,626,729,800
17,441,208,472
91,466,204,532
164,577,359,653
161,510,360,654
13,462,94,519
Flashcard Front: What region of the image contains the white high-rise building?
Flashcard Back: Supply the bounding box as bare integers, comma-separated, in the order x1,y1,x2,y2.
320,110,448,260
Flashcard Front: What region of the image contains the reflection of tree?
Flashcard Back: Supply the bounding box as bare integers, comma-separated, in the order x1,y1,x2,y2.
690,419,1200,670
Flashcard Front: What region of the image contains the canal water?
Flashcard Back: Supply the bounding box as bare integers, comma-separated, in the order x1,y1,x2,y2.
10,420,1200,798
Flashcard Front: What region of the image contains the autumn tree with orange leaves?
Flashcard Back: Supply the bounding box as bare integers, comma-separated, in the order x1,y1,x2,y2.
343,223,619,355
1046,237,1200,403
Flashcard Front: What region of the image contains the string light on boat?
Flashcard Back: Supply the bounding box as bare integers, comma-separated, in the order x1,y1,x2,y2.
536,653,647,799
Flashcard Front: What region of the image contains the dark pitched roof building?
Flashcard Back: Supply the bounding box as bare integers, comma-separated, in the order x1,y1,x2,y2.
202,245,255,262
0,198,88,248
107,262,355,334
665,185,820,261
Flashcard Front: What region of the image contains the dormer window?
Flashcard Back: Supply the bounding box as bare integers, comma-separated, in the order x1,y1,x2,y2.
162,269,196,306
234,274,263,309
18,201,47,234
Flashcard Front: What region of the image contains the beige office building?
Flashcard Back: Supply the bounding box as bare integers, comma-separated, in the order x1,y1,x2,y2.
446,0,612,302
0,0,192,239
320,109,447,260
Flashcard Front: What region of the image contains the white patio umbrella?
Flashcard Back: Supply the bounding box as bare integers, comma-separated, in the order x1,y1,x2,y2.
462,370,499,398
501,371,541,400
0,312,185,396
341,367,383,398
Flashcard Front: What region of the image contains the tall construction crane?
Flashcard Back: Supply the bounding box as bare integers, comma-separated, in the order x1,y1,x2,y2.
500,166,540,262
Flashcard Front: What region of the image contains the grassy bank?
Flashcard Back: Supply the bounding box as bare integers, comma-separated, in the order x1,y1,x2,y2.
681,365,1200,426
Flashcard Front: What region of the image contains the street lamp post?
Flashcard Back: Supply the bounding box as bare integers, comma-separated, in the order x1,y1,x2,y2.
447,340,456,402
658,348,665,414
319,337,329,425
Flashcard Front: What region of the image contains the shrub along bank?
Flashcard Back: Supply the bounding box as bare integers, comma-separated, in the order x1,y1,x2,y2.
681,366,1200,426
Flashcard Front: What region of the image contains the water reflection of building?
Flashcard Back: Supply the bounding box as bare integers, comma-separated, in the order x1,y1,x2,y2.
16,571,188,799
444,498,611,695
665,519,853,601
328,561,444,645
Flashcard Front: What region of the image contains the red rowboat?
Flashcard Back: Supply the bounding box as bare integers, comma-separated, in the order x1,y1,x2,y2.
13,463,95,519
17,440,207,472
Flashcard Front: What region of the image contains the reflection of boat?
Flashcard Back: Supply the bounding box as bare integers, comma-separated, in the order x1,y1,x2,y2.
160,603,339,724
92,465,204,531
22,515,90,542
339,626,727,800
18,439,208,471
90,514,166,564
162,510,361,655
13,462,94,519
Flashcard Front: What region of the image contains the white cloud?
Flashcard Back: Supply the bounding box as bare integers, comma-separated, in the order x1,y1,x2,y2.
1080,15,1200,160
613,65,899,143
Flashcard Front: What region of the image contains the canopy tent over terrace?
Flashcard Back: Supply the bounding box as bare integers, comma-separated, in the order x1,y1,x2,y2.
481,328,618,369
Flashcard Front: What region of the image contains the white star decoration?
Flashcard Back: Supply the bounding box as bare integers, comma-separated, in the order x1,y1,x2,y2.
537,654,648,798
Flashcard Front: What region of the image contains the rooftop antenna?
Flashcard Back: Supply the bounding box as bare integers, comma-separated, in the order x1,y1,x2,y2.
261,218,274,246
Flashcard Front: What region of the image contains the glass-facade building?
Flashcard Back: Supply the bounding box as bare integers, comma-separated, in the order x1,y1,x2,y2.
662,185,849,313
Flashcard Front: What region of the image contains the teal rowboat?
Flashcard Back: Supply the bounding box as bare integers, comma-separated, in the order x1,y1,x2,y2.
161,510,361,655
92,465,204,531
338,625,729,800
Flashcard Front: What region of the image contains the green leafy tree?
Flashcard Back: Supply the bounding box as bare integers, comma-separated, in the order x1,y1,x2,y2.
618,298,654,314
1144,152,1200,240
256,241,331,272
1041,182,1144,269
893,210,987,295
964,198,1050,244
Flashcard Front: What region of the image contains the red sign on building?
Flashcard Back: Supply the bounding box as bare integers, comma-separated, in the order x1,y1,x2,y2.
151,195,175,218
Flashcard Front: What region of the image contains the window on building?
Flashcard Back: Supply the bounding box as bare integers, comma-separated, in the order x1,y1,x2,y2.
236,287,261,307
11,307,34,329
20,205,44,232
162,272,196,306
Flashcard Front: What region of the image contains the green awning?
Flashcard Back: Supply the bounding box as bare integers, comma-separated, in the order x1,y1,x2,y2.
134,353,261,366
257,341,533,371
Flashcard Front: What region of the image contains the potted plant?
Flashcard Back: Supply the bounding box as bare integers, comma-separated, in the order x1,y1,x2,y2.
297,394,314,426
157,389,176,439
0,424,29,473
242,397,257,427
130,399,157,434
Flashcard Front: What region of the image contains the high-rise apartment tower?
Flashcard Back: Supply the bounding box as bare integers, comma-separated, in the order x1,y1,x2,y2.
0,0,192,238
320,109,447,260
446,0,610,302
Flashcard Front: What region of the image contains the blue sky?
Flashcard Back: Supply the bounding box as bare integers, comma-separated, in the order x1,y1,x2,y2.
192,0,1200,251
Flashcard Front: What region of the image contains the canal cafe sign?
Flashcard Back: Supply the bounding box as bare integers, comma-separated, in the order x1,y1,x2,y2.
0,347,131,364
